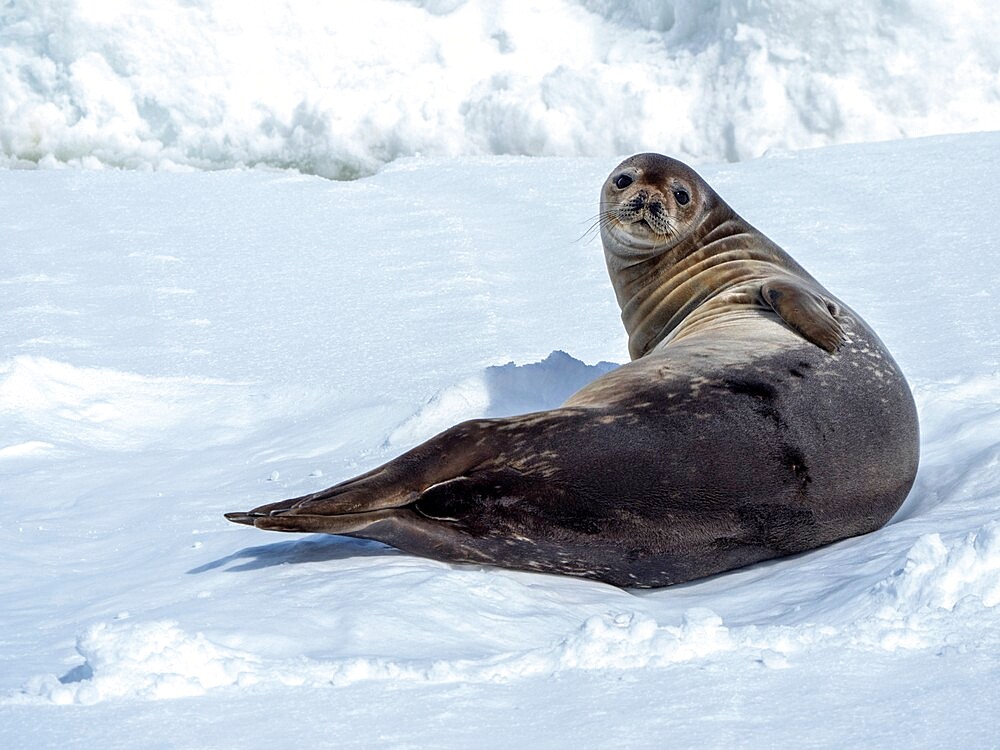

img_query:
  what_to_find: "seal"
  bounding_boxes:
[226,153,920,588]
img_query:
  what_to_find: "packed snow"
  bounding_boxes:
[3,0,1000,177]
[1,130,999,747]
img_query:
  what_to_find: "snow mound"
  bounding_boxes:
[846,523,1000,651]
[874,524,1000,613]
[0,355,317,451]
[23,621,263,705]
[552,609,734,670]
[3,1,998,176]
[17,609,735,705]
[0,440,55,458]
[388,351,616,446]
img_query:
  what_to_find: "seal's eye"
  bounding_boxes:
[614,174,633,190]
[673,189,690,205]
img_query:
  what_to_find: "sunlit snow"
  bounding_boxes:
[2,132,999,747]
[2,1,1000,747]
[3,0,1000,175]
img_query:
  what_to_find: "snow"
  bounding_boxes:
[3,1,1000,177]
[3,3,1000,741]
[2,130,999,747]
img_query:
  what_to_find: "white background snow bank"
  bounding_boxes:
[3,0,1000,176]
[2,133,999,747]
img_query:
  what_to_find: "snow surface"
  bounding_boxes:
[3,0,1000,177]
[1,131,999,747]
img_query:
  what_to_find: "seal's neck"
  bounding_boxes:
[604,207,799,360]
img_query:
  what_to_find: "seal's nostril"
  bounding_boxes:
[628,191,648,212]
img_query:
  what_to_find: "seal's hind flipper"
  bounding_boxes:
[224,512,257,526]
[252,508,400,534]
[224,418,503,528]
[252,506,501,569]
[761,277,844,353]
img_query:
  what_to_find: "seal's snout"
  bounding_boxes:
[624,191,648,214]
[629,190,669,220]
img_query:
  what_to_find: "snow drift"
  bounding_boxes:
[3,0,1000,176]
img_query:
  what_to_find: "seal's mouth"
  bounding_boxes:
[601,198,676,255]
[614,192,672,235]
[604,218,672,256]
[625,215,668,239]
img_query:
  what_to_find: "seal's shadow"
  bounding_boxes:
[189,536,397,574]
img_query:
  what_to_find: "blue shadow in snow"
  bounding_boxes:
[188,536,397,574]
[480,350,619,416]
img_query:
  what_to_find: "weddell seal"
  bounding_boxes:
[226,153,920,588]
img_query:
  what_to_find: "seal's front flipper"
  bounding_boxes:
[760,278,844,353]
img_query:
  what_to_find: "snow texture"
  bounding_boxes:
[3,0,1000,177]
[16,521,1000,707]
[2,131,999,747]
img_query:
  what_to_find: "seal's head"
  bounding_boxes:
[600,153,721,261]
[599,153,768,359]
